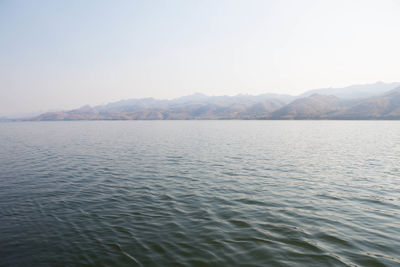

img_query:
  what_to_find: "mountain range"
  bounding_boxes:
[25,82,400,120]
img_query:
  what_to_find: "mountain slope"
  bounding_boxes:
[334,87,400,119]
[265,87,400,120]
[267,94,343,119]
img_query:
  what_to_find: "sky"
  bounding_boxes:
[1,0,399,116]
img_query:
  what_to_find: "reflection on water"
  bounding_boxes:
[0,121,399,266]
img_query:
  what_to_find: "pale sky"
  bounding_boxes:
[1,0,399,116]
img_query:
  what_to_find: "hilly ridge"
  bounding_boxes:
[27,82,400,120]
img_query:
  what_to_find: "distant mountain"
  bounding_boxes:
[1,110,60,120]
[30,95,289,121]
[173,93,209,103]
[25,82,400,121]
[299,81,400,99]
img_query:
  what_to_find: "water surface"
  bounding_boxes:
[0,121,399,266]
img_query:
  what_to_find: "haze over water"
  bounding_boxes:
[1,121,399,266]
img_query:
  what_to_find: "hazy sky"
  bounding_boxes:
[1,0,399,115]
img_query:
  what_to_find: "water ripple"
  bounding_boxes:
[1,121,400,266]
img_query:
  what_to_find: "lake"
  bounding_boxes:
[0,121,399,266]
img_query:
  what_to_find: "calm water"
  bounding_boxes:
[0,121,400,266]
